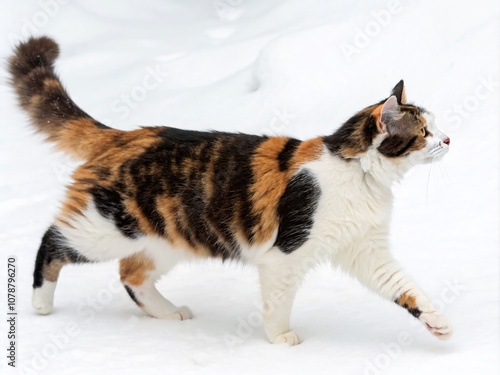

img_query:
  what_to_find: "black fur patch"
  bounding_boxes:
[122,127,267,259]
[33,226,89,288]
[277,138,301,171]
[393,297,422,318]
[9,36,59,77]
[322,115,361,157]
[391,80,405,104]
[274,170,321,254]
[378,135,417,158]
[322,111,373,159]
[90,186,141,239]
[362,116,379,146]
[407,307,422,318]
[124,285,142,306]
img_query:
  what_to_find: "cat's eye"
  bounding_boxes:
[419,128,427,137]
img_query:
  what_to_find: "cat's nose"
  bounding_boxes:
[443,137,450,145]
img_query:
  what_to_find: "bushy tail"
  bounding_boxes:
[8,36,122,160]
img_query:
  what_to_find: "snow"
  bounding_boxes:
[0,0,499,374]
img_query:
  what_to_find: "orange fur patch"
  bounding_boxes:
[249,137,324,244]
[371,104,383,119]
[397,292,418,309]
[55,118,122,160]
[123,199,156,236]
[371,104,385,133]
[155,195,208,256]
[289,137,323,172]
[59,188,89,221]
[43,260,65,282]
[56,126,165,224]
[400,87,407,104]
[119,252,155,286]
[250,137,290,243]
[43,78,61,89]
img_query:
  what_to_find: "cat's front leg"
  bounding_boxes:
[336,237,452,340]
[257,260,303,346]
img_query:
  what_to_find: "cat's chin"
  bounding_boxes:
[422,152,448,164]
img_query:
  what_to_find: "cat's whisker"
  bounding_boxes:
[426,161,433,203]
[436,160,451,186]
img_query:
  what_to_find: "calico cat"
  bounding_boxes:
[9,36,452,345]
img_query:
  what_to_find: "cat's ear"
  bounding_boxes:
[373,95,401,133]
[391,80,406,104]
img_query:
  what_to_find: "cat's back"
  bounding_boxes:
[62,127,326,259]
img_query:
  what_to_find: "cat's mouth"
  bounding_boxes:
[426,142,448,161]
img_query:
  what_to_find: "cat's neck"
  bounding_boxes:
[358,147,410,189]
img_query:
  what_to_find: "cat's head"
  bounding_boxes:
[326,80,450,170]
[373,80,449,165]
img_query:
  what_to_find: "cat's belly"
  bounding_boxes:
[56,200,198,264]
[57,197,277,266]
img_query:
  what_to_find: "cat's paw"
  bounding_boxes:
[175,306,193,320]
[32,283,56,315]
[419,312,452,340]
[165,306,192,321]
[272,330,301,346]
[32,294,53,315]
[157,306,192,321]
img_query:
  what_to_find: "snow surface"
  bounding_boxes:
[0,1,499,374]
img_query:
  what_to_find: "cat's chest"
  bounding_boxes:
[305,155,392,246]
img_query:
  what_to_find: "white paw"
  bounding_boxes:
[272,330,301,346]
[419,312,452,340]
[32,298,53,315]
[159,306,192,321]
[175,306,192,321]
[32,283,56,315]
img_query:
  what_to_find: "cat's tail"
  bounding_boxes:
[8,36,122,160]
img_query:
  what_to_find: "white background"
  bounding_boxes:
[0,1,498,374]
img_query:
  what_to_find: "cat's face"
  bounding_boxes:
[374,81,450,165]
[414,111,450,163]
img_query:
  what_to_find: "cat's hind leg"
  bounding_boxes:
[32,197,149,315]
[119,250,192,320]
[32,225,90,314]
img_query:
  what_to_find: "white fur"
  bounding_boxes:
[57,201,196,265]
[418,112,450,163]
[55,202,199,319]
[57,201,143,262]
[32,281,56,315]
